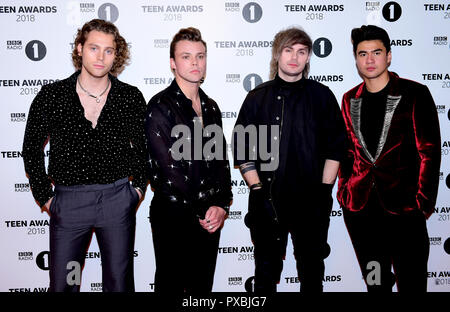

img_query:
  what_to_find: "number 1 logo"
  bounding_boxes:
[382,2,402,22]
[313,38,332,58]
[242,2,263,23]
[98,3,119,23]
[25,40,47,61]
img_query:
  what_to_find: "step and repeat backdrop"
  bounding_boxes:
[0,0,449,292]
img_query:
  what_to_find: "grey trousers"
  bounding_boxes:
[48,177,139,292]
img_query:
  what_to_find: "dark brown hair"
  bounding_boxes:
[170,27,206,59]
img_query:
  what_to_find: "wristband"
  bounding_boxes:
[249,182,263,190]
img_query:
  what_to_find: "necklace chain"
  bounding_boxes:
[77,77,110,103]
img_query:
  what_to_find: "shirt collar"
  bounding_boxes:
[168,78,209,108]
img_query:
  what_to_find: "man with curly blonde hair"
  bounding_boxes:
[22,19,147,292]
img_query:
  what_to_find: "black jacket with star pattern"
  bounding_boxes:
[145,80,233,215]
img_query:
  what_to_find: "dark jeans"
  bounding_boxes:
[49,177,138,292]
[343,194,429,292]
[246,189,332,293]
[150,194,221,293]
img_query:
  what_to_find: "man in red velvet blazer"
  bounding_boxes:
[338,25,441,292]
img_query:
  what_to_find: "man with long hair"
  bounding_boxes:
[233,27,346,292]
[22,19,147,292]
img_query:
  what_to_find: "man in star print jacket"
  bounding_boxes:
[145,27,232,293]
[22,19,147,292]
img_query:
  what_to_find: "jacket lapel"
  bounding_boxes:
[350,95,401,163]
[373,95,402,160]
[350,98,374,163]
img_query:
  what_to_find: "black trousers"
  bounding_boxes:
[246,193,332,293]
[343,194,429,292]
[49,177,138,292]
[150,195,221,293]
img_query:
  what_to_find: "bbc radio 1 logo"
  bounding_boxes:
[6,40,22,50]
[225,2,240,12]
[228,276,243,286]
[79,3,95,13]
[15,183,30,192]
[429,237,450,255]
[225,72,265,91]
[382,2,402,22]
[25,40,46,61]
[98,3,119,22]
[434,36,448,46]
[80,2,119,22]
[10,113,27,122]
[67,2,118,25]
[154,39,169,48]
[36,251,50,270]
[243,73,263,92]
[313,38,332,58]
[18,251,33,261]
[242,2,262,23]
[366,1,401,24]
[436,105,446,114]
[4,39,47,61]
[228,211,242,220]
[91,282,102,292]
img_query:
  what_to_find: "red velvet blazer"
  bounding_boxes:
[337,72,441,218]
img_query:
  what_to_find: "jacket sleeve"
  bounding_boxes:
[232,92,258,168]
[127,87,148,194]
[337,94,356,206]
[211,102,233,212]
[321,88,348,163]
[22,85,55,207]
[412,85,441,218]
[144,97,192,204]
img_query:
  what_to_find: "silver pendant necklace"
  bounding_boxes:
[77,77,110,103]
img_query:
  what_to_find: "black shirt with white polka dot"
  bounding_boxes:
[22,71,148,207]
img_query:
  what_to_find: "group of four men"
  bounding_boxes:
[22,19,441,292]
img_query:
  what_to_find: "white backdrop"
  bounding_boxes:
[0,0,449,292]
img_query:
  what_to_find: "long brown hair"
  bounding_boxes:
[270,27,312,79]
[72,19,129,76]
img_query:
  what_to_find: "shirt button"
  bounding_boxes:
[267,177,271,181]
[274,136,278,140]
[276,116,280,120]
[277,96,281,100]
